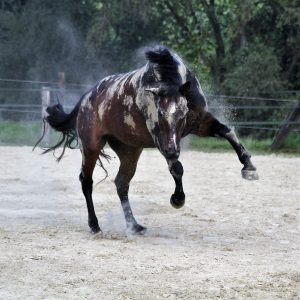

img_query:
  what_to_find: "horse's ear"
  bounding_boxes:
[179,81,191,96]
[145,87,160,95]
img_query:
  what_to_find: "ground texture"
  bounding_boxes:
[0,146,299,299]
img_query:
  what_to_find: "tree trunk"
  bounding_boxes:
[201,0,226,85]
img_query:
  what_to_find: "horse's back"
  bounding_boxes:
[77,69,154,148]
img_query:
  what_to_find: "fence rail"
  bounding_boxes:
[1,78,299,137]
[0,77,93,87]
[207,94,298,102]
[1,103,299,109]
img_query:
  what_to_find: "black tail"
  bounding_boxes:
[34,98,82,161]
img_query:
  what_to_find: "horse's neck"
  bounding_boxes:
[130,64,149,88]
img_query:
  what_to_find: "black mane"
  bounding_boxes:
[145,46,181,86]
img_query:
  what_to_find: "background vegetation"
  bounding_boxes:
[1,0,299,90]
[0,0,299,151]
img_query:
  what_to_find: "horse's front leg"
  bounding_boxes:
[190,112,258,180]
[167,159,185,209]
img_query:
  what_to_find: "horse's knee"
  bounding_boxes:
[169,160,183,178]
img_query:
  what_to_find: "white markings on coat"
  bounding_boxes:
[123,95,134,111]
[77,136,86,166]
[172,133,177,151]
[164,98,188,126]
[130,65,147,88]
[81,91,93,110]
[115,73,132,97]
[166,101,176,126]
[106,80,119,99]
[178,97,189,116]
[96,67,147,126]
[136,89,158,142]
[98,100,111,122]
[124,113,136,130]
[96,75,114,93]
[104,69,138,99]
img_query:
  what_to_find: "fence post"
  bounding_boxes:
[271,100,300,149]
[58,72,65,106]
[41,86,51,145]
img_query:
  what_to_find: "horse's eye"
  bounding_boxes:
[55,105,60,111]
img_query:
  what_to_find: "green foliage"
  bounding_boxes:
[85,0,163,72]
[0,120,64,146]
[0,0,298,91]
[0,0,299,143]
[150,0,299,94]
[0,121,41,145]
[0,0,99,82]
[223,42,284,96]
[1,121,298,155]
[189,134,300,155]
[148,0,299,140]
[150,0,218,89]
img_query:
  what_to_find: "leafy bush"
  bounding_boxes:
[223,41,284,96]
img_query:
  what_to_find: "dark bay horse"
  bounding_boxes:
[37,46,258,234]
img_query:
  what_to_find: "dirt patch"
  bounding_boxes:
[0,146,299,299]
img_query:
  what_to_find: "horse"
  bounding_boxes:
[36,46,258,234]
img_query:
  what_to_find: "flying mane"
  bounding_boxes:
[144,46,183,86]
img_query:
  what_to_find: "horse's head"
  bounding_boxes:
[145,82,190,160]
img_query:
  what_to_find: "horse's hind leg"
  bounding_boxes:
[191,112,258,180]
[107,138,145,234]
[79,143,102,234]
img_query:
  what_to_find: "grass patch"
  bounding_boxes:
[0,121,41,146]
[0,121,299,155]
[189,132,300,155]
[0,121,59,146]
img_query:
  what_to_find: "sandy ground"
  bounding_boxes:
[0,146,299,299]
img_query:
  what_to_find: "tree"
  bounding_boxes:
[85,0,163,73]
[150,0,228,88]
[0,0,99,82]
[150,0,299,94]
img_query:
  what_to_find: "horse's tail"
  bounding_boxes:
[34,95,83,161]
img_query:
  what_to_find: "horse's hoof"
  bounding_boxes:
[170,192,185,209]
[127,223,147,235]
[90,226,102,234]
[241,169,259,180]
